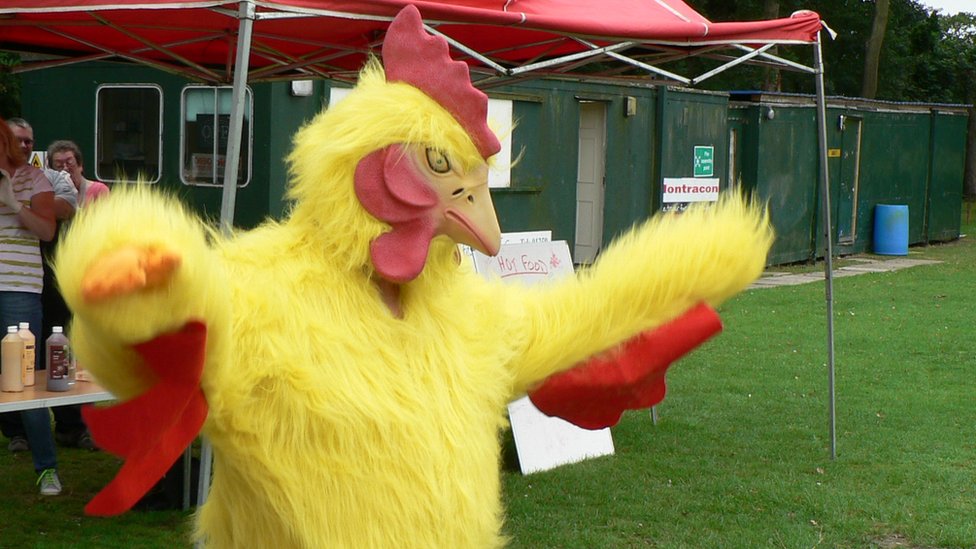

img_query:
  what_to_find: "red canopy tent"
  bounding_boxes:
[0,1,828,225]
[0,0,840,468]
[2,1,822,85]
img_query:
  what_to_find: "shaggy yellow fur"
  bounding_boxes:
[55,61,772,548]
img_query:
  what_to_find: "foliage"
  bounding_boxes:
[685,0,975,104]
[0,53,22,119]
[935,12,976,103]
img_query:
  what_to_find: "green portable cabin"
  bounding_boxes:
[730,92,968,263]
[489,78,660,264]
[23,64,965,268]
[22,67,732,266]
[727,95,820,265]
[654,88,730,214]
[484,81,731,265]
[21,62,324,229]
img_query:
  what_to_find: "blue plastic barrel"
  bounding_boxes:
[873,204,909,255]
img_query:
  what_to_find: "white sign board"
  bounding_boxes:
[662,177,720,204]
[471,239,615,474]
[460,230,552,274]
[472,240,573,285]
[501,230,551,245]
[507,395,615,475]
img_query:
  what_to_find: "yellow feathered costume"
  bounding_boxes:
[55,6,772,548]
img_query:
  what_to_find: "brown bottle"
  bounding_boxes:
[1,326,24,392]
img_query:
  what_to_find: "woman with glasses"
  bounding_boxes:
[47,140,109,207]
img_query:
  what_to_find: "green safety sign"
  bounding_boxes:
[693,146,714,177]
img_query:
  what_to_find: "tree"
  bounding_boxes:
[937,13,976,202]
[862,0,891,98]
[689,0,975,202]
[690,0,942,98]
[761,0,782,91]
[0,53,21,119]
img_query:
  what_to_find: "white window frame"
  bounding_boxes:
[179,85,253,188]
[94,83,164,184]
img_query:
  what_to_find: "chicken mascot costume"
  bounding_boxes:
[55,5,773,548]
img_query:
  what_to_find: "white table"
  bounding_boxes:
[0,380,113,412]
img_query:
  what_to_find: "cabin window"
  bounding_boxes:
[180,86,252,187]
[95,84,163,183]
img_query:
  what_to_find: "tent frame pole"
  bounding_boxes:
[197,2,256,537]
[813,32,837,460]
[219,0,255,234]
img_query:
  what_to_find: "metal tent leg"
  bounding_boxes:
[193,438,214,549]
[182,445,192,510]
[194,4,253,546]
[198,437,213,506]
[219,0,255,233]
[813,33,837,460]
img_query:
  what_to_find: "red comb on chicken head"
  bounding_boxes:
[354,5,502,284]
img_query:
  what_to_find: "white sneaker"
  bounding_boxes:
[37,469,62,496]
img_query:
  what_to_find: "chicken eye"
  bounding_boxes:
[425,148,451,174]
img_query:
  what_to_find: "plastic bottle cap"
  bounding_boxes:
[52,326,63,333]
[7,326,17,333]
[18,322,28,329]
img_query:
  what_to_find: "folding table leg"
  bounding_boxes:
[182,444,192,510]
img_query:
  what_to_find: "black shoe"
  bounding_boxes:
[8,436,29,452]
[77,431,97,451]
[56,429,98,450]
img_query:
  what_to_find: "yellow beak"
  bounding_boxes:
[441,177,501,256]
[410,146,501,256]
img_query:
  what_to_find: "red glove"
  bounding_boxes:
[529,303,722,430]
[83,321,208,516]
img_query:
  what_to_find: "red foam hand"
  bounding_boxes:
[529,303,722,430]
[83,321,208,516]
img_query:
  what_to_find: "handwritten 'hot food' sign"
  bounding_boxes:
[473,240,573,285]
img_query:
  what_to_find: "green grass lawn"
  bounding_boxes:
[2,217,974,548]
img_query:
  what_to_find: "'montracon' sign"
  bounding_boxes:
[662,177,720,203]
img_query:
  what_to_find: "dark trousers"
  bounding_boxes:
[0,405,87,439]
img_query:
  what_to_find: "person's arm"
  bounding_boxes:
[17,191,57,242]
[0,169,57,242]
[0,170,57,242]
[47,168,77,220]
[54,197,75,220]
